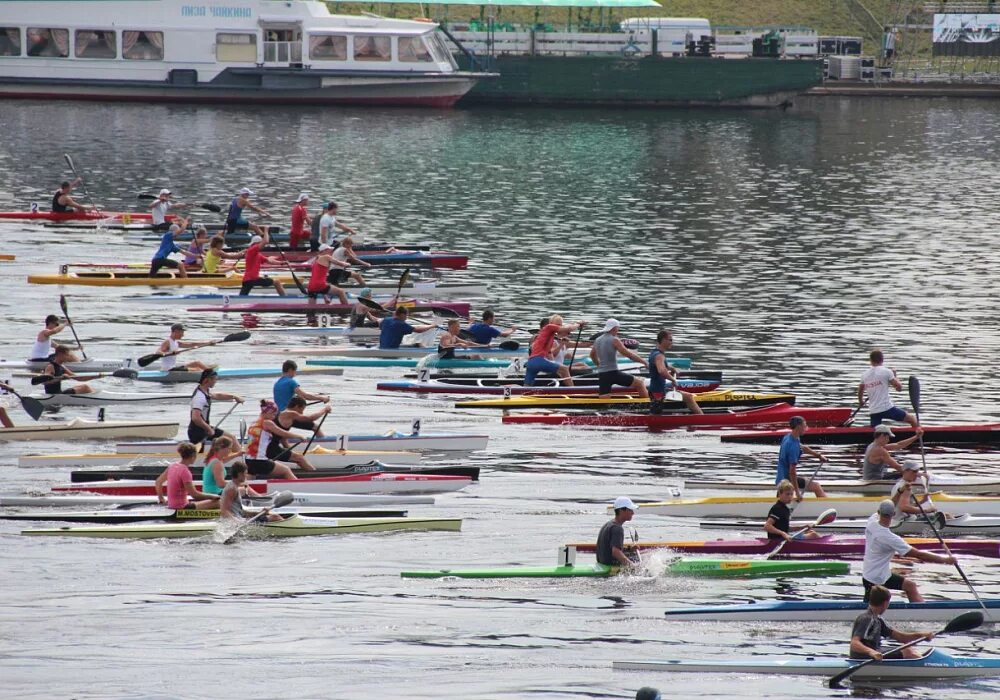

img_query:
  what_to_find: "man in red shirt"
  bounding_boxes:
[238,232,286,297]
[289,193,312,249]
[524,314,585,386]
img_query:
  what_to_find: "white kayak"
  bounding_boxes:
[115,431,489,454]
[0,492,435,507]
[0,419,177,441]
[700,512,1000,536]
[18,447,421,468]
[132,365,344,383]
[127,282,487,304]
[260,346,525,359]
[663,598,1000,622]
[685,476,1000,496]
[30,390,191,408]
[0,358,127,372]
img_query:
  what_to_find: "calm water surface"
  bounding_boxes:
[1,97,999,699]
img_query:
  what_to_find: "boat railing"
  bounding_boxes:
[263,40,302,64]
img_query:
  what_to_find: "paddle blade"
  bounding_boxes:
[358,297,388,313]
[29,375,51,386]
[19,395,44,421]
[944,610,984,634]
[222,331,251,343]
[112,368,138,379]
[271,491,295,509]
[908,375,921,414]
[814,508,838,527]
[136,353,162,368]
[397,267,411,290]
[498,340,520,351]
[64,153,76,173]
[199,202,222,213]
[432,307,460,319]
[457,329,476,341]
[59,294,69,316]
[136,193,157,201]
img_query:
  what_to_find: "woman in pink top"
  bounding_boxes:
[154,441,220,510]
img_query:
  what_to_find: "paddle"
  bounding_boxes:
[136,331,251,368]
[358,296,460,320]
[392,267,411,305]
[766,508,837,559]
[559,322,586,383]
[272,409,330,461]
[59,295,87,360]
[63,154,100,214]
[222,490,294,544]
[136,194,222,213]
[2,385,44,421]
[843,397,868,426]
[827,610,984,688]
[273,244,308,295]
[30,368,137,385]
[212,401,240,431]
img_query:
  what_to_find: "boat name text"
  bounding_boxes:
[181,5,253,18]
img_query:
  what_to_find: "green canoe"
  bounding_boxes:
[401,559,849,580]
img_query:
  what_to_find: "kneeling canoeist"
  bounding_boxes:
[202,436,253,498]
[245,400,311,477]
[289,193,312,250]
[590,319,648,399]
[467,309,517,346]
[863,424,925,481]
[154,441,220,510]
[438,319,486,360]
[859,349,919,429]
[226,188,269,237]
[29,314,68,362]
[220,461,283,522]
[331,237,371,285]
[157,323,211,373]
[41,345,95,396]
[148,188,190,233]
[596,496,638,568]
[202,236,244,274]
[51,178,94,213]
[648,329,702,414]
[379,307,435,350]
[149,216,195,277]
[776,416,828,499]
[863,499,955,603]
[764,480,819,542]
[850,584,935,660]
[238,232,286,297]
[524,315,585,386]
[306,243,350,304]
[273,360,330,412]
[187,368,243,447]
[278,396,331,434]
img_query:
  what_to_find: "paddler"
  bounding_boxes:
[331,236,371,284]
[187,368,243,447]
[219,461,283,522]
[862,424,925,481]
[278,396,330,434]
[29,314,68,361]
[180,227,209,270]
[590,319,648,398]
[156,323,212,373]
[225,187,269,236]
[306,243,350,304]
[862,499,955,602]
[153,441,220,510]
[859,349,918,428]
[245,399,314,476]
[40,345,95,396]
[776,416,828,499]
[850,585,935,660]
[764,480,819,542]
[648,329,702,414]
[317,201,358,248]
[0,381,15,427]
[379,307,435,350]
[596,496,638,568]
[238,232,286,297]
[467,309,518,345]
[524,315,585,386]
[349,288,381,329]
[202,435,251,498]
[201,235,244,274]
[51,178,93,213]
[289,193,312,250]
[891,461,949,520]
[273,360,330,412]
[438,318,486,360]
[148,188,190,232]
[149,215,195,277]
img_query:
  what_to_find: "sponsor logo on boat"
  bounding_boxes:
[719,561,753,569]
[181,5,253,18]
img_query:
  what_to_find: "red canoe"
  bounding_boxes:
[501,403,853,430]
[187,300,471,317]
[0,210,159,222]
[722,423,1000,446]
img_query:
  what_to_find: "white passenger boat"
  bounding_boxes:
[0,0,489,107]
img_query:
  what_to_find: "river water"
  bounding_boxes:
[1,96,999,699]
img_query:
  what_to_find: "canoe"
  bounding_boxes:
[30,390,191,408]
[722,423,1000,446]
[305,358,649,370]
[0,492,435,508]
[567,535,1000,559]
[0,419,177,441]
[613,649,1000,681]
[188,300,471,317]
[52,473,472,496]
[453,390,790,409]
[685,475,1000,496]
[502,404,853,430]
[27,271,312,288]
[19,447,420,468]
[128,281,489,304]
[625,492,1000,519]
[0,507,409,524]
[69,463,480,482]
[663,598,1000,622]
[0,358,126,373]
[133,366,344,383]
[379,379,723,397]
[700,513,1000,536]
[0,210,156,221]
[405,369,721,386]
[268,345,529,360]
[401,559,849,579]
[116,431,489,453]
[59,222,281,234]
[21,514,463,539]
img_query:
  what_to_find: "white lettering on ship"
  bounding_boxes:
[181,5,253,18]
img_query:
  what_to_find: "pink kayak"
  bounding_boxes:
[187,300,471,317]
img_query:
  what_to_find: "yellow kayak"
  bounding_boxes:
[454,390,796,411]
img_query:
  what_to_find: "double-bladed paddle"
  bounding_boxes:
[222,490,294,544]
[29,368,137,385]
[357,296,461,319]
[1,384,44,421]
[827,611,984,688]
[766,508,837,560]
[136,193,222,213]
[136,331,251,368]
[393,267,411,303]
[59,295,88,360]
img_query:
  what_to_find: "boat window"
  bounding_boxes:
[0,28,21,56]
[309,34,346,61]
[398,36,434,62]
[353,35,390,62]
[123,31,164,60]
[427,32,456,67]
[216,32,257,62]
[26,28,69,58]
[75,30,117,59]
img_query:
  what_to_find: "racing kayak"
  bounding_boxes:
[69,463,479,482]
[403,369,721,386]
[52,473,473,496]
[0,358,126,373]
[700,512,1000,536]
[268,345,528,360]
[567,535,1000,559]
[0,492,435,508]
[685,476,1000,496]
[0,507,409,524]
[454,390,788,409]
[133,366,344,383]
[380,379,723,397]
[128,281,489,304]
[29,390,191,408]
[116,430,489,453]
[28,271,299,288]
[19,447,420,468]
[21,514,463,539]
[188,300,471,317]
[663,598,1000,622]
[502,404,853,430]
[722,423,1000,446]
[0,419,177,441]
[306,358,649,370]
[0,210,157,221]
[624,492,1000,519]
[613,649,1000,681]
[401,559,849,579]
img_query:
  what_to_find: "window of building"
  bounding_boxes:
[398,36,434,62]
[123,31,164,60]
[0,27,21,56]
[353,35,390,61]
[75,29,117,58]
[216,32,257,62]
[26,28,69,57]
[309,34,347,60]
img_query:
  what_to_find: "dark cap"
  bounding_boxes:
[636,689,662,700]
[170,323,185,332]
[788,415,805,429]
[199,368,218,382]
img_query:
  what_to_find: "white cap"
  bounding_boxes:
[318,243,333,252]
[613,496,637,511]
[296,193,309,202]
[877,499,896,517]
[874,424,895,437]
[602,318,621,333]
[902,460,921,472]
[158,188,171,196]
[250,235,263,245]
[239,187,254,196]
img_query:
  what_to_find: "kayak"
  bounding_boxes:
[52,473,473,496]
[0,492,435,508]
[188,300,471,317]
[69,463,480,482]
[0,358,126,373]
[0,419,177,441]
[663,598,1000,622]
[722,423,1000,446]
[613,648,1000,681]
[116,430,489,453]
[405,369,721,386]
[379,379,724,397]
[624,492,1000,519]
[128,281,489,304]
[267,345,527,360]
[30,390,191,408]
[685,476,1000,496]
[19,447,420,468]
[0,507,409,524]
[22,514,463,539]
[453,390,790,409]
[0,210,156,221]
[700,513,1000,536]
[133,366,344,383]
[27,271,303,288]
[306,358,536,369]
[401,559,849,579]
[567,535,1000,559]
[502,404,853,430]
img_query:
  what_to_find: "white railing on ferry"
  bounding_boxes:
[264,41,302,63]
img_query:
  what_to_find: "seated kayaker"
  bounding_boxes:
[596,496,638,568]
[0,381,14,427]
[277,396,331,433]
[775,416,828,500]
[863,499,955,603]
[349,288,382,329]
[524,315,585,386]
[30,314,67,362]
[154,441,220,510]
[467,309,517,345]
[52,178,94,213]
[891,461,952,521]
[157,323,211,373]
[379,307,435,350]
[201,236,243,274]
[862,424,925,481]
[273,360,329,411]
[40,345,95,396]
[220,462,283,522]
[590,319,649,399]
[245,400,310,477]
[438,319,486,360]
[850,584,935,660]
[765,480,820,542]
[201,436,256,498]
[648,329,702,415]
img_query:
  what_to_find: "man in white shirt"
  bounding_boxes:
[318,201,357,247]
[858,349,918,428]
[149,188,189,232]
[862,499,955,602]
